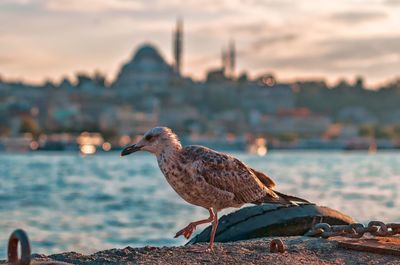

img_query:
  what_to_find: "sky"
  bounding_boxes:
[0,0,400,86]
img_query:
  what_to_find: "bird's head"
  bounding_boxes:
[121,127,181,156]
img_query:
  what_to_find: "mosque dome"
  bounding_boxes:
[132,44,166,64]
[113,43,176,93]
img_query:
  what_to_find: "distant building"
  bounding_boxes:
[100,106,158,135]
[173,18,183,75]
[4,18,400,148]
[240,82,295,114]
[337,106,378,125]
[255,108,331,136]
[158,105,201,131]
[206,68,229,83]
[228,40,236,78]
[113,44,178,95]
[58,77,74,91]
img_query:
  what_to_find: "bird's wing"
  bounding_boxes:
[249,168,276,188]
[182,146,278,204]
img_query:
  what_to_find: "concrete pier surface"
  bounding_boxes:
[2,236,398,265]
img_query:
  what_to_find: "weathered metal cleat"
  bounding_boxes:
[6,229,72,265]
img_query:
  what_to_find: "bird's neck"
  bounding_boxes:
[156,142,182,161]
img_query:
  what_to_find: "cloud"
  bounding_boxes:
[241,0,298,8]
[43,0,144,13]
[250,33,298,52]
[329,11,387,24]
[0,0,32,5]
[384,0,400,6]
[40,0,244,16]
[229,22,269,34]
[321,35,400,61]
[0,0,399,84]
[261,35,400,75]
[0,55,14,65]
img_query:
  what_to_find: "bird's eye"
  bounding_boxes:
[145,135,153,141]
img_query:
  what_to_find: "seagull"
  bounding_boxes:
[121,127,309,251]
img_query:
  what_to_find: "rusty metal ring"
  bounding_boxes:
[368,221,388,236]
[304,227,323,237]
[314,223,332,232]
[331,225,352,233]
[386,223,400,236]
[270,239,285,253]
[348,223,365,238]
[387,223,400,229]
[8,229,31,265]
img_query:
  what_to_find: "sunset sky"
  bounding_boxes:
[0,0,399,86]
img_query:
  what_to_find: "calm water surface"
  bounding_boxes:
[0,151,399,258]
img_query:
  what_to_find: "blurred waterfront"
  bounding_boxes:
[0,150,399,258]
[1,18,400,153]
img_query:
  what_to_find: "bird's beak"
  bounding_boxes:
[121,144,142,156]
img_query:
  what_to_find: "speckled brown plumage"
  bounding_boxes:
[121,127,309,251]
[157,145,285,211]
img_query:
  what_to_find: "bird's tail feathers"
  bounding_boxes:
[255,190,310,205]
[273,190,310,204]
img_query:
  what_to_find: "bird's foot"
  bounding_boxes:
[187,244,214,253]
[205,245,214,252]
[174,223,196,239]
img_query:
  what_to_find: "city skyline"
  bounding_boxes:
[1,0,400,86]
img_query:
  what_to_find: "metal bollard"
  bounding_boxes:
[8,229,31,265]
[7,229,72,265]
[270,239,285,253]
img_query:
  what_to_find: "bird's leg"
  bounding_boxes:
[207,209,218,251]
[175,208,215,239]
[189,209,219,253]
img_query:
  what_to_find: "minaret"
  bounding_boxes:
[221,47,228,75]
[229,40,236,78]
[173,18,183,75]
